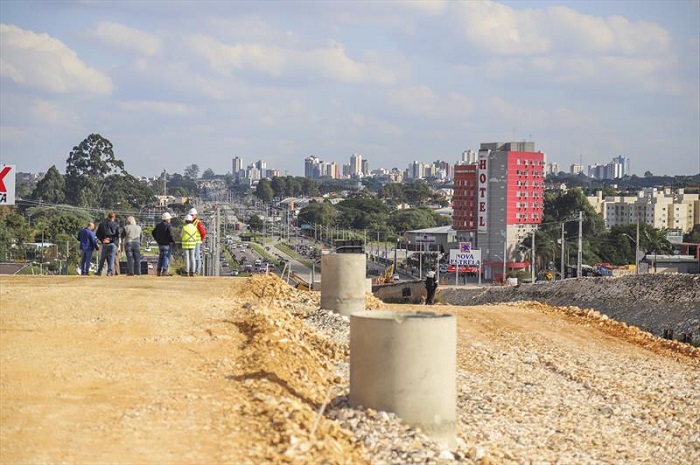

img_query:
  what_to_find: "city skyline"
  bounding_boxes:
[1,1,699,178]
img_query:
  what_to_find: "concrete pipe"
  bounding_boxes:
[349,310,456,447]
[320,253,367,316]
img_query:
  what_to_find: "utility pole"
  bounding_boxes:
[502,240,507,283]
[560,222,565,280]
[635,216,640,275]
[577,211,583,278]
[531,228,536,283]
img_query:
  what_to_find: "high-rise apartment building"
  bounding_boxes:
[350,153,362,177]
[453,142,545,278]
[232,156,244,179]
[452,163,478,234]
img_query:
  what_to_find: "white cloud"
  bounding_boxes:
[185,34,395,84]
[118,100,193,116]
[94,21,162,56]
[454,2,671,57]
[0,24,112,94]
[386,86,472,119]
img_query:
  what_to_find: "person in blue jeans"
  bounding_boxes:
[95,212,120,276]
[152,212,175,276]
[77,222,99,275]
[122,216,143,275]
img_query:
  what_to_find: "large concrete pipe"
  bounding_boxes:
[320,253,367,316]
[349,310,456,447]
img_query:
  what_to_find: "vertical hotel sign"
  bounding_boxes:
[0,165,16,206]
[477,152,488,233]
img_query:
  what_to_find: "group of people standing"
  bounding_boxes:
[76,207,205,277]
[149,208,207,277]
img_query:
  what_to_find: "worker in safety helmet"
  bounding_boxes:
[425,270,438,305]
[188,208,207,275]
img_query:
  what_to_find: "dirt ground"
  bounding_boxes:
[1,275,697,465]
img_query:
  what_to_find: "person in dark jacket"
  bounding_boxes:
[77,222,99,275]
[95,212,120,276]
[152,212,176,276]
[425,270,438,305]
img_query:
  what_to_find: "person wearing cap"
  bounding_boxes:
[188,208,207,275]
[425,269,438,305]
[181,214,198,277]
[152,212,176,276]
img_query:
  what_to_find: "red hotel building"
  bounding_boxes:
[452,142,545,280]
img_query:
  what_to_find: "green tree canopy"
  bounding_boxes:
[247,214,263,232]
[297,200,337,227]
[65,134,125,207]
[31,165,65,204]
[336,193,390,230]
[254,179,274,202]
[184,164,200,179]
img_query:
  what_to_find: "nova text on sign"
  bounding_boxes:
[449,249,482,267]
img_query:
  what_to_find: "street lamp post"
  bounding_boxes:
[622,232,640,274]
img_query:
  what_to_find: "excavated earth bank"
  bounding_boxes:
[439,274,700,341]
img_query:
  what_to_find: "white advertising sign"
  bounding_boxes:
[477,152,488,233]
[0,165,16,206]
[449,248,482,267]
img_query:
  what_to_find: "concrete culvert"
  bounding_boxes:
[320,253,367,316]
[349,310,456,448]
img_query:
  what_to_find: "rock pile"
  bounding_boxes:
[439,274,700,341]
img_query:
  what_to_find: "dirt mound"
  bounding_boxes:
[439,274,700,341]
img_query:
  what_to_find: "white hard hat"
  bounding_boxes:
[188,208,198,216]
[162,212,172,220]
[185,214,193,222]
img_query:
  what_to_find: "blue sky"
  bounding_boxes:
[1,0,698,178]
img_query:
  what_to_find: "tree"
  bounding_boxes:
[644,171,654,177]
[99,174,154,210]
[65,134,125,207]
[202,169,216,180]
[336,193,390,230]
[184,164,200,180]
[0,207,33,261]
[31,165,65,204]
[247,214,263,232]
[270,177,287,200]
[166,173,198,197]
[254,179,274,202]
[297,200,337,227]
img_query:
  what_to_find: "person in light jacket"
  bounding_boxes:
[122,216,143,276]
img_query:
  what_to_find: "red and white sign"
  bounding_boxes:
[477,152,488,233]
[0,165,15,206]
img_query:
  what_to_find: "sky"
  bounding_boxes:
[1,0,699,179]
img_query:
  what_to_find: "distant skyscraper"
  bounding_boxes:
[304,156,321,178]
[460,150,478,164]
[570,164,583,175]
[233,156,244,178]
[361,159,369,176]
[350,153,362,177]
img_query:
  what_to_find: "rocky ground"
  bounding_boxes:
[1,274,698,464]
[439,274,700,342]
